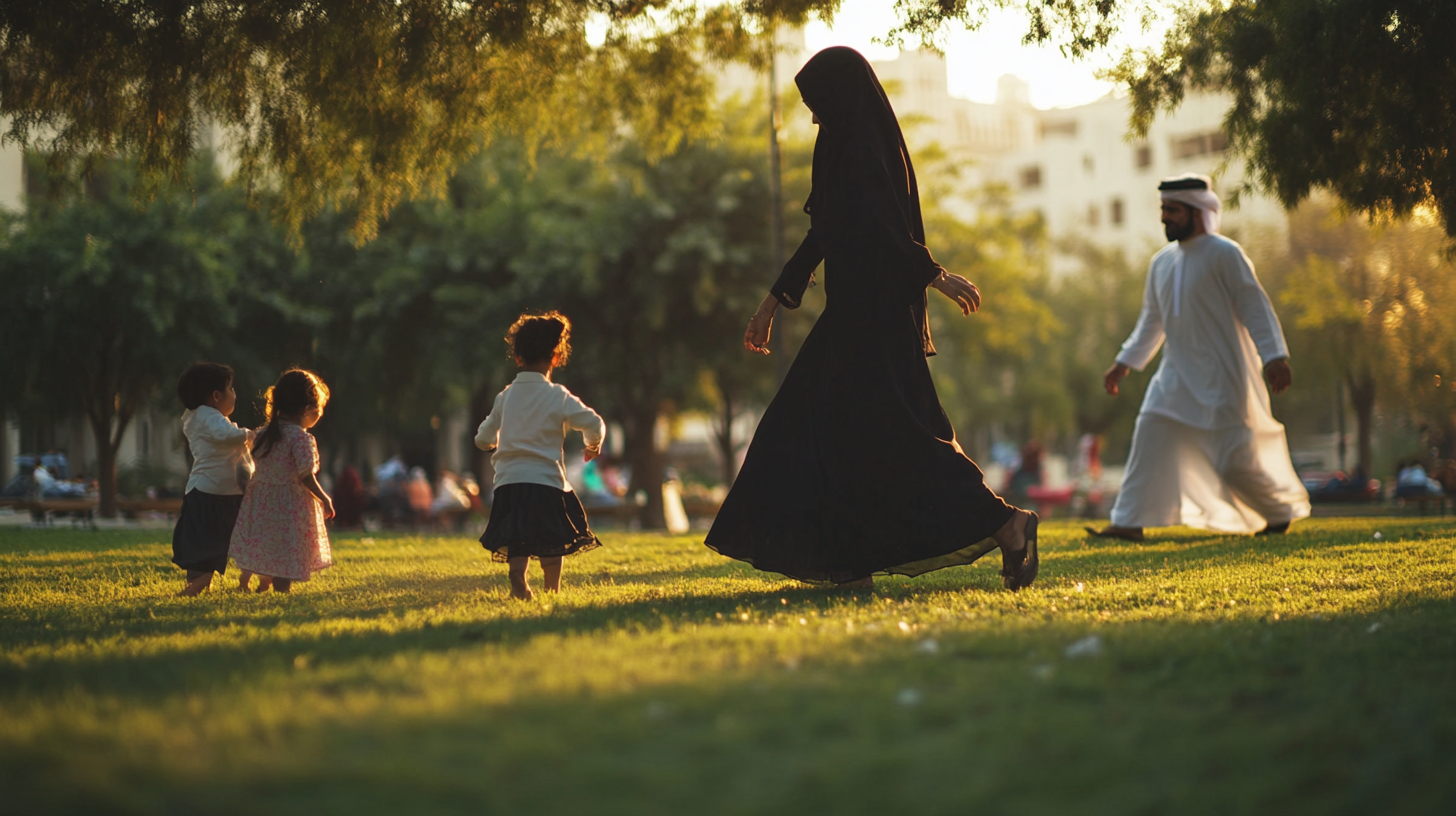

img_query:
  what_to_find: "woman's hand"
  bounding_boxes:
[930,270,982,316]
[584,445,602,463]
[744,295,778,355]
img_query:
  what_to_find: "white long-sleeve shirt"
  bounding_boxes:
[1116,234,1290,431]
[474,372,606,491]
[182,406,255,495]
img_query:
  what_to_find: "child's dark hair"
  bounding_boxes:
[253,369,331,460]
[506,311,572,366]
[177,363,234,410]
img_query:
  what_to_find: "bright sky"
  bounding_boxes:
[804,0,1168,109]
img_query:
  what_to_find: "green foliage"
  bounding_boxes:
[0,0,826,242]
[1273,201,1456,466]
[0,157,299,514]
[3,518,1456,812]
[1109,0,1456,235]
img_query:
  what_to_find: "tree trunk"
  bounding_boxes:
[470,381,495,490]
[1347,369,1376,479]
[86,404,131,519]
[714,384,737,489]
[623,404,665,529]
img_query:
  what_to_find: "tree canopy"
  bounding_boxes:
[0,0,1132,241]
[1105,0,1456,235]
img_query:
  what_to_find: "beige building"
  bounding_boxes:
[866,49,1288,269]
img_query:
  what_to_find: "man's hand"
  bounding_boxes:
[584,445,601,463]
[930,271,982,316]
[1264,358,1293,395]
[1104,363,1130,396]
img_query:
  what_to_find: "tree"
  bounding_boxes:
[0,158,274,516]
[1107,0,1456,236]
[0,0,832,242]
[503,105,784,527]
[1276,201,1456,474]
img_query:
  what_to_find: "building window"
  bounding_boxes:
[1082,154,1095,174]
[1110,198,1125,226]
[1172,131,1228,160]
[1087,204,1101,227]
[1019,165,1043,189]
[1039,119,1078,139]
[1135,145,1152,168]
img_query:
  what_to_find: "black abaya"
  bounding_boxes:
[704,47,1015,583]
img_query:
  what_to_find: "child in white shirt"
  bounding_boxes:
[172,363,254,597]
[476,312,606,600]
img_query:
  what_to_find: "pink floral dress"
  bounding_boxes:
[230,423,333,581]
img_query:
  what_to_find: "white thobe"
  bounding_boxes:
[1110,234,1311,533]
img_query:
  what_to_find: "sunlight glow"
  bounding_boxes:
[804,0,1170,109]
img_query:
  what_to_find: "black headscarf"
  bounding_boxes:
[795,46,926,247]
[792,47,941,356]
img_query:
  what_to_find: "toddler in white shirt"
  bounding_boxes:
[172,363,254,597]
[476,312,606,600]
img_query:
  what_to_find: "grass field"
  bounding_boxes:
[3,517,1456,815]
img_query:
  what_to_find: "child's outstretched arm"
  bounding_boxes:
[202,411,254,448]
[564,394,606,463]
[474,392,505,451]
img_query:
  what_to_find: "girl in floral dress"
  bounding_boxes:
[231,370,335,593]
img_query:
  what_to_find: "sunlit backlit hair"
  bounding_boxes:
[506,311,572,367]
[253,369,331,459]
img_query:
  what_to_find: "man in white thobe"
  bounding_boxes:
[1089,174,1311,540]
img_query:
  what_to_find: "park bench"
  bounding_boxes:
[0,497,99,528]
[1397,494,1449,518]
[116,498,185,517]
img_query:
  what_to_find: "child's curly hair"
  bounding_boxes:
[506,312,572,367]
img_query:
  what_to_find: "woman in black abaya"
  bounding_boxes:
[703,47,1039,590]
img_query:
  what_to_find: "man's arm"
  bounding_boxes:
[1106,258,1166,395]
[1224,245,1293,394]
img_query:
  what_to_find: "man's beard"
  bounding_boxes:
[1164,217,1196,241]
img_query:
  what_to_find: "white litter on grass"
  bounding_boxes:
[1374,531,1383,540]
[896,688,923,706]
[916,639,940,654]
[1065,635,1104,659]
[1075,582,1085,593]
[1367,622,1383,634]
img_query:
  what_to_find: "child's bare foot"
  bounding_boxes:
[176,574,212,597]
[541,556,563,593]
[509,576,534,601]
[237,570,254,592]
[255,576,273,593]
[507,556,534,600]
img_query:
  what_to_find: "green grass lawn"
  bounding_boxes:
[3,517,1455,815]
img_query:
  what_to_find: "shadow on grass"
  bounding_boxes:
[5,594,1456,816]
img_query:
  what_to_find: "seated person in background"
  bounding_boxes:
[332,466,367,529]
[1395,460,1446,498]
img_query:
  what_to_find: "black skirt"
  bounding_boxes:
[171,489,244,574]
[480,483,602,562]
